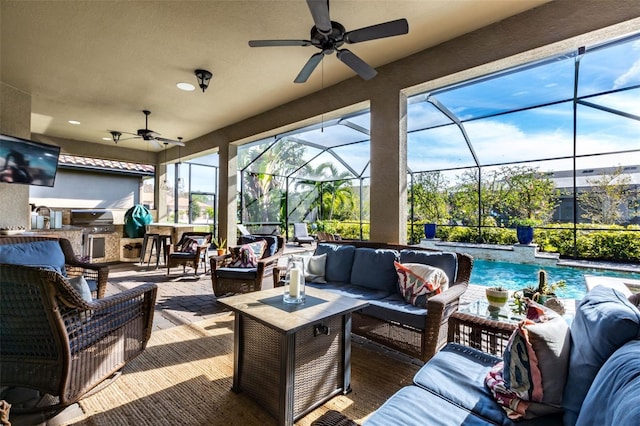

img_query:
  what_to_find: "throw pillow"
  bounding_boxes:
[394,262,449,307]
[302,253,327,283]
[485,302,571,420]
[246,239,267,260]
[68,275,92,303]
[228,243,258,268]
[179,237,199,254]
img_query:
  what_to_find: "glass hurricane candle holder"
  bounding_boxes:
[283,255,305,304]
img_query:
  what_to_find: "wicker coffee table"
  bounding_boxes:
[218,286,368,426]
[447,299,522,356]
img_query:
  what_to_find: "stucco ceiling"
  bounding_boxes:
[1,0,548,152]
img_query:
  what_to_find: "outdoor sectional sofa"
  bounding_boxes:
[275,240,473,362]
[363,285,640,426]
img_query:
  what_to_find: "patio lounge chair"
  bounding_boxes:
[292,223,314,245]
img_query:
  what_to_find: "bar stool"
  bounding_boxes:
[147,234,172,269]
[139,232,159,265]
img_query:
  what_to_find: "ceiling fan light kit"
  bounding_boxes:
[195,69,213,92]
[248,0,409,83]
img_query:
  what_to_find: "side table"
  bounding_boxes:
[447,300,522,356]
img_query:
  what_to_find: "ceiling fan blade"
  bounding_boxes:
[344,18,409,44]
[306,0,331,34]
[156,137,185,146]
[294,52,324,83]
[118,136,141,142]
[249,39,311,47]
[336,49,377,80]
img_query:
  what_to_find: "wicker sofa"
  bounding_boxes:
[274,240,473,362]
[364,286,640,426]
[0,236,157,411]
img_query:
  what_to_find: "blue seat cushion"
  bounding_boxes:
[314,243,356,283]
[562,286,640,426]
[575,339,640,426]
[215,267,258,279]
[412,343,563,426]
[349,248,399,292]
[363,294,428,330]
[399,250,458,283]
[0,240,66,276]
[363,385,495,426]
[306,281,389,300]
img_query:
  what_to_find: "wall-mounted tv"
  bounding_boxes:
[0,134,61,187]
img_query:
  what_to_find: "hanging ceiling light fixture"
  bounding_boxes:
[194,69,213,92]
[110,131,121,144]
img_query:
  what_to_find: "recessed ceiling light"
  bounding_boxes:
[68,120,81,125]
[176,82,195,91]
[101,137,111,141]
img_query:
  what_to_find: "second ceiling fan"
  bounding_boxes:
[248,0,409,83]
[109,110,185,148]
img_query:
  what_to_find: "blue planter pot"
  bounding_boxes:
[424,223,437,239]
[516,225,534,245]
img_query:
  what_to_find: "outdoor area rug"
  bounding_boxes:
[63,313,420,425]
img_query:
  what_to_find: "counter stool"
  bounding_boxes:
[139,232,159,265]
[147,234,172,269]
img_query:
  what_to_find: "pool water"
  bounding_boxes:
[469,259,640,300]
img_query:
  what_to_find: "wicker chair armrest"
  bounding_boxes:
[88,283,158,311]
[211,254,233,272]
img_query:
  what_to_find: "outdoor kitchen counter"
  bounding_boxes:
[147,223,196,246]
[26,226,83,254]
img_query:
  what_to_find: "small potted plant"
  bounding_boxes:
[486,285,509,312]
[213,237,227,256]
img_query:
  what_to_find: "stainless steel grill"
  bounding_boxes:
[70,209,115,234]
[70,210,115,261]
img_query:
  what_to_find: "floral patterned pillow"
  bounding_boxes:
[394,261,449,307]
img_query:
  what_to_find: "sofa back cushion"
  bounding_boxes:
[0,240,66,275]
[315,243,356,283]
[399,250,458,283]
[575,338,640,426]
[350,248,399,292]
[562,286,640,426]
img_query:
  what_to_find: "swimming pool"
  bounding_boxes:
[469,259,640,300]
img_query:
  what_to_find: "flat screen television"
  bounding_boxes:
[0,134,61,187]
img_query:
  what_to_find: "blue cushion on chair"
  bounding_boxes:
[562,286,640,426]
[575,339,640,426]
[0,240,66,275]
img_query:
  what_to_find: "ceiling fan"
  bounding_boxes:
[248,0,409,83]
[108,110,185,148]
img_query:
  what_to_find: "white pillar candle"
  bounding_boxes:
[289,267,300,298]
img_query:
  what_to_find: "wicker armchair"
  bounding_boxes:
[211,235,285,297]
[0,263,157,412]
[166,231,212,275]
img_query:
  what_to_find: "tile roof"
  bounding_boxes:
[59,154,154,175]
